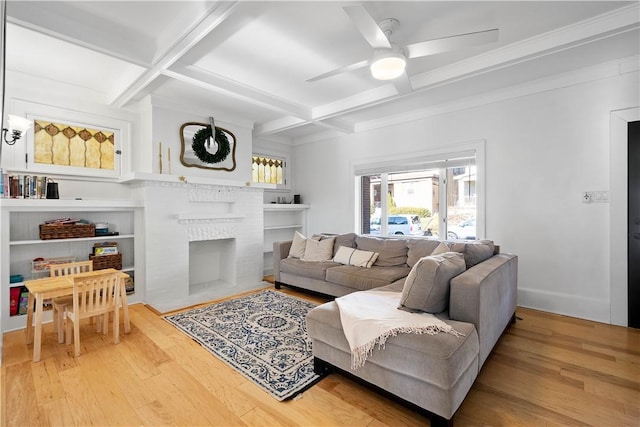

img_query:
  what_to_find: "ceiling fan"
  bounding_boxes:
[307,4,499,93]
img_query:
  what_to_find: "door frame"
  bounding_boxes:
[610,107,639,326]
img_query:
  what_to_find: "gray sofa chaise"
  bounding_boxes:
[273,234,518,426]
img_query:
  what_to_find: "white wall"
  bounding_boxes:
[292,67,639,324]
[149,101,253,183]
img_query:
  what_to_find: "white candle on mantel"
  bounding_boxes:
[168,147,171,174]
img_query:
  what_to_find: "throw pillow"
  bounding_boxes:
[355,236,408,267]
[406,239,441,267]
[399,252,466,313]
[288,231,307,259]
[332,233,357,256]
[302,237,336,262]
[430,242,449,255]
[449,240,495,268]
[333,246,379,268]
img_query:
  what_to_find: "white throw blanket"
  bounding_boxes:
[335,290,463,369]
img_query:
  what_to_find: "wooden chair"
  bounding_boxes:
[65,271,121,357]
[50,261,94,343]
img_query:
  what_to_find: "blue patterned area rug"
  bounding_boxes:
[164,290,321,401]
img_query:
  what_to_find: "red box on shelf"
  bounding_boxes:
[9,286,21,316]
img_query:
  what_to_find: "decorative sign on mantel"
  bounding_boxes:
[179,119,237,171]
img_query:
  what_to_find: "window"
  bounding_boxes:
[252,155,286,186]
[14,99,127,178]
[354,142,484,239]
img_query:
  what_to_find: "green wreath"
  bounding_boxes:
[192,126,231,164]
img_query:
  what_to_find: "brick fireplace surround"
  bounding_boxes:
[133,180,265,313]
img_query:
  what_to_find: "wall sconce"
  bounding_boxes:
[2,115,32,145]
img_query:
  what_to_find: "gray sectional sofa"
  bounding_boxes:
[273,233,518,426]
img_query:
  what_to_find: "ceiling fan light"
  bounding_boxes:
[370,52,406,80]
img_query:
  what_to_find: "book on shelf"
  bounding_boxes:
[1,173,47,198]
[17,287,30,315]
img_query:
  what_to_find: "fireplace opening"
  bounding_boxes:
[188,238,236,295]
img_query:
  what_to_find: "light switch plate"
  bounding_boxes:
[582,190,609,203]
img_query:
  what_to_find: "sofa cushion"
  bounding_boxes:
[448,240,495,268]
[280,258,342,281]
[355,236,408,267]
[325,265,411,291]
[307,300,479,391]
[302,236,336,262]
[399,252,466,313]
[431,241,449,255]
[288,231,307,258]
[406,239,441,267]
[332,233,357,255]
[333,246,379,268]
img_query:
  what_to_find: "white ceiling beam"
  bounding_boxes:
[167,67,357,136]
[7,2,152,67]
[254,117,308,136]
[411,2,640,90]
[109,1,239,107]
[254,115,354,137]
[312,84,399,120]
[307,3,639,125]
[313,118,355,134]
[169,65,311,119]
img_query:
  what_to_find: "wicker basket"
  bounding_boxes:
[124,276,134,294]
[90,253,122,270]
[39,223,95,240]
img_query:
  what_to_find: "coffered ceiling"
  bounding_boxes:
[5,1,639,144]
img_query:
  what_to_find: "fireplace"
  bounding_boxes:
[134,180,265,313]
[188,238,236,295]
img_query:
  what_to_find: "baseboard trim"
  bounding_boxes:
[518,287,610,324]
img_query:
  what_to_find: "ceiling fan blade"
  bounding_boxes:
[306,59,371,82]
[343,4,391,49]
[405,28,499,59]
[392,71,412,95]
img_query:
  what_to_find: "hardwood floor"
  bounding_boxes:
[2,286,639,426]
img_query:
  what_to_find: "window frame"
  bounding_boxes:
[251,151,291,190]
[351,140,485,239]
[10,99,129,179]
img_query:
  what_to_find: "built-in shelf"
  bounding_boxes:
[10,234,135,246]
[1,199,143,332]
[264,224,303,231]
[0,198,143,209]
[262,204,309,275]
[263,204,310,211]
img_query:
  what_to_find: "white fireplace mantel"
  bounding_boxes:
[176,212,245,223]
[120,171,276,190]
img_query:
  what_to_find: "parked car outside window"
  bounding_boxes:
[447,218,476,240]
[370,214,423,235]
